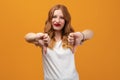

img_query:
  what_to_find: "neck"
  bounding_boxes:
[55,31,62,41]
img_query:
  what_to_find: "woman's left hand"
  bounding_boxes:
[68,32,84,46]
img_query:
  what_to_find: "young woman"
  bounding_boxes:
[25,4,93,80]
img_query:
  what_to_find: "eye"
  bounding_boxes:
[60,16,64,19]
[52,15,57,18]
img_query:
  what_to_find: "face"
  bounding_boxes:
[51,9,65,31]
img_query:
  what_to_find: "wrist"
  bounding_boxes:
[81,32,85,41]
[82,29,94,40]
[80,32,86,44]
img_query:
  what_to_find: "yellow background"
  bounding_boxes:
[0,0,120,80]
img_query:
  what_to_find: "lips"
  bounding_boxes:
[54,23,61,26]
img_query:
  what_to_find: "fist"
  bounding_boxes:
[68,32,84,46]
[35,33,50,54]
[68,33,75,45]
[35,33,50,46]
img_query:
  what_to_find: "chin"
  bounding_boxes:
[53,27,63,31]
[54,28,62,31]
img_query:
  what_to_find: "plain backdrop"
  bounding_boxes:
[0,0,120,80]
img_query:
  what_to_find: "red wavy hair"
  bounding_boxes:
[44,4,74,49]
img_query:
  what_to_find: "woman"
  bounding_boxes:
[25,4,93,80]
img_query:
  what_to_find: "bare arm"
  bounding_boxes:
[24,32,50,54]
[82,29,94,41]
[24,32,50,47]
[24,32,37,43]
[68,29,94,46]
[68,29,93,53]
[24,32,44,46]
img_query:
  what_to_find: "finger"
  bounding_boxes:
[44,40,48,44]
[43,37,50,43]
[43,35,48,39]
[68,38,74,43]
[33,41,39,46]
[38,40,44,46]
[72,46,76,53]
[69,33,74,37]
[43,46,47,54]
[43,38,48,42]
[43,34,50,43]
[43,34,49,39]
[68,42,74,46]
[68,36,74,41]
[68,39,74,46]
[68,33,75,39]
[36,33,44,39]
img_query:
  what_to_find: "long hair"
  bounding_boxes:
[44,4,74,49]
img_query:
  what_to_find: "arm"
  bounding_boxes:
[24,32,50,54]
[24,32,50,47]
[81,29,94,41]
[79,29,94,45]
[24,32,37,43]
[68,29,93,53]
[68,29,94,46]
[24,32,44,46]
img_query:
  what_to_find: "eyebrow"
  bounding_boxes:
[53,14,64,17]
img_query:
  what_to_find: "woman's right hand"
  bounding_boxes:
[35,33,50,46]
[35,33,50,54]
[25,32,50,46]
[25,32,50,54]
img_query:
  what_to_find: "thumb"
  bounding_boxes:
[69,32,75,37]
[43,46,47,54]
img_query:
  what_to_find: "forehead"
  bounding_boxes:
[53,9,63,16]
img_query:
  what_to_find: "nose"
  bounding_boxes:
[55,17,60,23]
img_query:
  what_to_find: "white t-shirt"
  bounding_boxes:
[42,40,79,80]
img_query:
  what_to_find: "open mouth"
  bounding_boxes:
[54,23,61,26]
